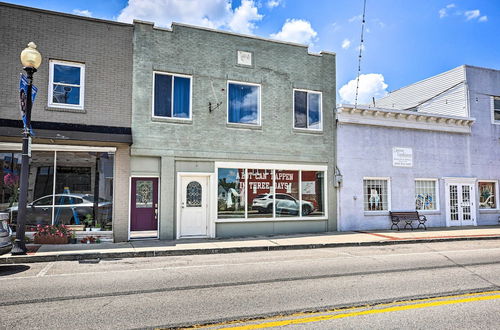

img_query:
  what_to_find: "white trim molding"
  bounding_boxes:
[0,143,116,153]
[337,104,475,134]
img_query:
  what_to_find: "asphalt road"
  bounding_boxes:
[0,240,499,329]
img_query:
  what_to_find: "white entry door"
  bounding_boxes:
[179,175,209,237]
[445,181,476,226]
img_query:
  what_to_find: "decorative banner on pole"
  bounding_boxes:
[19,74,37,135]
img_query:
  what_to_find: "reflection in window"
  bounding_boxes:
[186,181,202,207]
[154,73,191,119]
[228,82,260,125]
[294,90,322,130]
[216,167,326,220]
[364,179,389,211]
[479,182,496,209]
[248,169,274,218]
[415,180,437,210]
[301,171,324,216]
[218,168,245,218]
[0,153,22,211]
[49,61,84,108]
[275,170,299,217]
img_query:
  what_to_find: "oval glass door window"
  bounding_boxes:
[186,181,202,207]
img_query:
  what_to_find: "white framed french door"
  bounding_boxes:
[445,178,477,227]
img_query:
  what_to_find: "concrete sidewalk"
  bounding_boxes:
[1,226,500,264]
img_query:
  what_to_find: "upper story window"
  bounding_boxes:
[493,97,500,124]
[294,90,322,130]
[48,60,85,109]
[153,72,192,120]
[227,81,261,125]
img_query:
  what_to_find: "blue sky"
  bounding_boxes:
[6,0,499,104]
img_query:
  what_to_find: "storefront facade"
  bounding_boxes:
[0,3,133,241]
[130,22,336,239]
[336,65,500,231]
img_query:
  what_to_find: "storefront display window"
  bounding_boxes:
[301,171,325,217]
[217,165,326,220]
[0,152,22,211]
[2,150,114,231]
[275,170,299,217]
[248,169,274,218]
[217,168,245,218]
[415,180,437,211]
[364,179,389,211]
[479,181,497,209]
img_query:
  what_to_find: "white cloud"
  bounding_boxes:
[479,15,488,22]
[270,19,317,45]
[117,0,262,34]
[339,73,388,105]
[267,0,281,9]
[464,9,480,20]
[73,9,92,17]
[228,0,263,34]
[341,39,351,49]
[348,14,361,23]
[438,3,455,18]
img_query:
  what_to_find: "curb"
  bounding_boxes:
[1,235,500,264]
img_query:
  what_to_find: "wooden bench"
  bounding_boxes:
[389,211,427,231]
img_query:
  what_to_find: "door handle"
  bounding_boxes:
[181,202,185,208]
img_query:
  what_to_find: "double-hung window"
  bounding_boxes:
[493,97,500,124]
[415,179,438,211]
[153,72,192,119]
[227,81,261,125]
[49,60,85,109]
[294,90,322,130]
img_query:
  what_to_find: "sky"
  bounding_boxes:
[5,0,500,104]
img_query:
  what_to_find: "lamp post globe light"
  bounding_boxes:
[11,42,42,255]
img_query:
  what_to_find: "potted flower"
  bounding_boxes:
[83,214,94,231]
[33,224,72,244]
[81,235,96,244]
[69,232,77,244]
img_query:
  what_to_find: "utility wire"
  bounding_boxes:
[354,0,367,109]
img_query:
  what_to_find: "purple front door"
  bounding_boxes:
[130,177,158,231]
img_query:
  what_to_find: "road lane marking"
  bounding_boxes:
[36,262,54,277]
[196,290,500,329]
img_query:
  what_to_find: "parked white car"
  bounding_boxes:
[252,193,314,216]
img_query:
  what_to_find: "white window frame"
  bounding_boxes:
[152,71,193,121]
[363,177,391,213]
[415,178,440,212]
[48,60,85,110]
[293,89,323,131]
[492,96,500,125]
[215,162,327,222]
[226,80,262,126]
[478,179,499,210]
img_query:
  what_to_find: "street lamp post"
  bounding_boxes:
[11,42,42,255]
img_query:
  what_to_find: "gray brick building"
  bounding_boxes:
[0,3,133,242]
[129,21,337,239]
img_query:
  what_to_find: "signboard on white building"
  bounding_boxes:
[393,147,413,167]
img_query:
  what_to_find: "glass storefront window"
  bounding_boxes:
[275,170,299,217]
[0,152,22,212]
[216,166,326,220]
[479,181,497,209]
[217,168,245,218]
[1,150,114,231]
[248,169,274,218]
[301,171,325,217]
